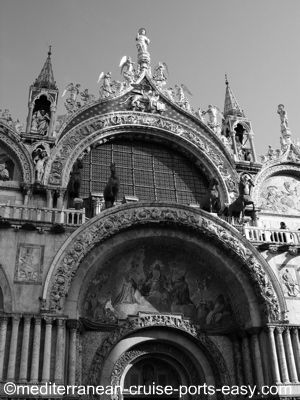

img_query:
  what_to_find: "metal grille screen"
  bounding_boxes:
[80,140,208,205]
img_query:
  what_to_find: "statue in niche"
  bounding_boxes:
[103,162,119,208]
[0,163,9,181]
[32,147,48,182]
[281,269,300,297]
[31,109,50,135]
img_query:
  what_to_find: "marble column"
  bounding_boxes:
[232,335,243,385]
[19,315,32,382]
[67,320,79,385]
[267,326,281,383]
[30,317,42,383]
[250,331,264,388]
[275,327,290,383]
[248,132,257,162]
[291,328,300,379]
[54,319,66,383]
[283,328,298,383]
[7,315,20,381]
[241,333,253,385]
[0,316,8,381]
[42,317,53,382]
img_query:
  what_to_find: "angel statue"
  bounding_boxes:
[98,72,113,98]
[119,56,135,85]
[80,89,95,105]
[206,105,223,134]
[62,83,81,113]
[153,62,168,89]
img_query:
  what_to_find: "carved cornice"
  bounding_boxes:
[45,111,237,198]
[42,203,284,323]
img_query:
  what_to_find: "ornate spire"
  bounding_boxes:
[223,75,245,118]
[33,46,57,90]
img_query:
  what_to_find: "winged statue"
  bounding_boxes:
[119,56,135,85]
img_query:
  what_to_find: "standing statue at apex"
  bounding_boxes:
[136,28,151,72]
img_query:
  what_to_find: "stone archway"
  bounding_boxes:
[0,124,34,183]
[44,112,237,199]
[86,317,232,397]
[42,203,286,322]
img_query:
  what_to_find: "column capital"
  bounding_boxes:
[33,316,42,325]
[44,316,53,325]
[67,319,80,331]
[11,314,21,323]
[275,326,286,334]
[23,314,32,324]
[56,318,66,327]
[0,315,8,323]
[290,327,300,336]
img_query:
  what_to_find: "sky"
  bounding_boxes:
[0,0,300,155]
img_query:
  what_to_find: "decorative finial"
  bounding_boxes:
[225,74,229,86]
[48,45,52,57]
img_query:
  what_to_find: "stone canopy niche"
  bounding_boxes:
[80,237,246,334]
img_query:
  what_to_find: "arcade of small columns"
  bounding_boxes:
[0,316,299,386]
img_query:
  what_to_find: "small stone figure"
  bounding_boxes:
[239,173,255,211]
[0,109,13,126]
[164,87,175,101]
[281,269,299,297]
[32,148,48,182]
[277,104,289,132]
[0,163,9,181]
[98,72,113,98]
[206,105,218,127]
[120,56,135,85]
[153,62,168,89]
[103,162,119,209]
[196,107,206,123]
[62,83,81,113]
[31,110,50,135]
[80,89,95,105]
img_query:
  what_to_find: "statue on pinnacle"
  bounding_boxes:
[136,28,151,73]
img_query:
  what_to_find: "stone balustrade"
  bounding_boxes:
[0,204,85,226]
[244,226,300,246]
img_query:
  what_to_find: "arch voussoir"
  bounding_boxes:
[43,203,285,323]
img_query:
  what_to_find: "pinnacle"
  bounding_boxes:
[223,76,245,118]
[33,46,57,90]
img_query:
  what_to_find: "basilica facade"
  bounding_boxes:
[0,29,300,399]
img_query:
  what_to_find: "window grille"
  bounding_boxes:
[79,140,208,205]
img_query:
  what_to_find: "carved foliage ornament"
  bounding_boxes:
[46,112,237,193]
[47,205,280,322]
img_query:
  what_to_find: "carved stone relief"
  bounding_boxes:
[277,265,300,298]
[14,243,44,283]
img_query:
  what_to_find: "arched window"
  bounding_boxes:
[79,139,209,205]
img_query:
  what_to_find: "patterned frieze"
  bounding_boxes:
[42,203,284,322]
[45,111,237,197]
